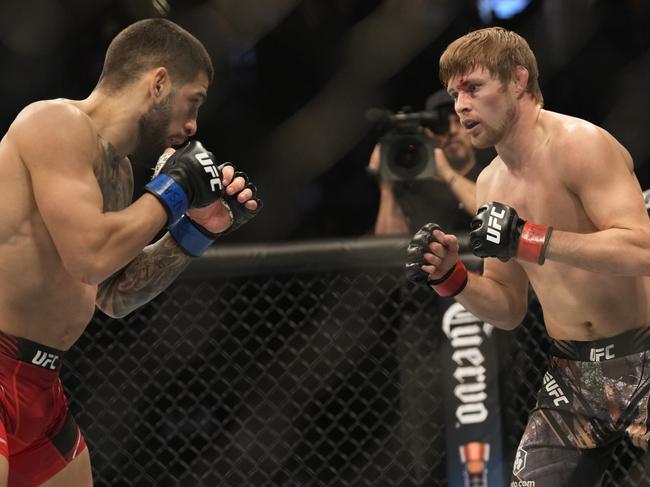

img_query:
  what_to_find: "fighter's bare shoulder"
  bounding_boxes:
[9,99,100,170]
[473,110,632,200]
[545,110,633,174]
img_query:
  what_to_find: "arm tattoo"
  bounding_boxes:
[94,136,192,317]
[96,234,193,318]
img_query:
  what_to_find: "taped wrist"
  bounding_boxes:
[517,222,553,265]
[429,259,468,297]
[145,174,189,225]
[169,215,215,257]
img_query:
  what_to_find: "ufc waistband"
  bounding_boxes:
[0,330,65,372]
[549,326,650,362]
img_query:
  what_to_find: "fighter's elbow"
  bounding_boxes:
[63,252,113,286]
[55,232,116,284]
[625,226,650,275]
[95,301,130,319]
[500,313,526,331]
[95,275,143,319]
[492,298,528,331]
[511,299,529,329]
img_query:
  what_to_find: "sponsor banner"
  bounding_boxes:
[440,300,504,487]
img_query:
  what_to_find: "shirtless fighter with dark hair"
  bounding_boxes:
[0,18,260,486]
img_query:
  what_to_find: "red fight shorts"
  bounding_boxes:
[0,330,86,487]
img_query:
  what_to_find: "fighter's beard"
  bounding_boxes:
[130,93,173,167]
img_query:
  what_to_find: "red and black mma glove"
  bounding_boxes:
[405,223,468,297]
[145,140,225,225]
[169,169,263,257]
[470,201,553,264]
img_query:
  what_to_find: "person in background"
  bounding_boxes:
[368,89,483,235]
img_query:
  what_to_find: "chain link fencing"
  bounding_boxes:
[60,237,649,486]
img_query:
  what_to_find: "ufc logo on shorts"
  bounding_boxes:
[589,344,615,361]
[32,350,59,370]
[543,372,569,406]
[486,207,505,244]
[195,152,223,192]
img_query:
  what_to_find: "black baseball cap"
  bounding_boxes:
[424,89,454,112]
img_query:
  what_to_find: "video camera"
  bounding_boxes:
[366,106,450,181]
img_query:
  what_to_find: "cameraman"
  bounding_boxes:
[368,90,481,235]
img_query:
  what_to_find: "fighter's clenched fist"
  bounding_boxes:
[470,201,552,265]
[171,166,263,256]
[405,223,468,297]
[149,146,263,257]
[145,140,226,224]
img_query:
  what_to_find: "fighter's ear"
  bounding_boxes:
[513,65,529,99]
[149,67,169,100]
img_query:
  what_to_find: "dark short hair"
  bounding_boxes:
[97,18,213,93]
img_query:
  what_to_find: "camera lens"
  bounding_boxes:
[386,136,428,177]
[401,144,419,168]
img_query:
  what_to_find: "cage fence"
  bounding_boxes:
[60,237,649,486]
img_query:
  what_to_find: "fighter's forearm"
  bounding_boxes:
[545,227,650,276]
[95,233,192,318]
[454,272,528,330]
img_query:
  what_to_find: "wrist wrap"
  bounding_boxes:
[145,174,189,225]
[429,259,468,297]
[517,222,553,265]
[169,215,215,257]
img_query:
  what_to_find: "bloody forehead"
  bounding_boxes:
[449,66,490,91]
[447,77,469,93]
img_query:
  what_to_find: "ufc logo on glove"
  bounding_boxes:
[470,201,553,265]
[195,152,223,192]
[145,140,226,225]
[486,206,505,244]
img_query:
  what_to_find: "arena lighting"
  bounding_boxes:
[477,0,534,23]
